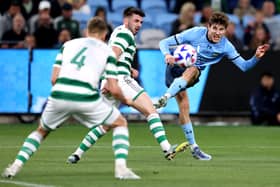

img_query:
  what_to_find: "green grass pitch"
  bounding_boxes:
[0,123,280,187]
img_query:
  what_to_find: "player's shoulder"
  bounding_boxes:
[180,26,207,36]
[66,37,108,48]
[62,38,83,47]
[221,36,234,48]
[188,26,207,33]
[113,25,134,39]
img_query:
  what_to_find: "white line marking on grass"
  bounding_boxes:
[0,179,56,187]
[1,145,280,149]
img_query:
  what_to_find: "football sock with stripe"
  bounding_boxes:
[147,113,171,151]
[166,77,187,98]
[181,122,196,145]
[112,126,129,167]
[13,131,43,166]
[73,126,106,158]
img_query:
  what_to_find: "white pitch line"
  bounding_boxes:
[1,145,280,149]
[0,179,56,187]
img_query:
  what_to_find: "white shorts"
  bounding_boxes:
[101,75,145,107]
[40,97,120,130]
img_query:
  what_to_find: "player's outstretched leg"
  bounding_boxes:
[154,77,188,109]
[147,113,189,160]
[67,125,107,164]
[2,130,46,178]
[131,91,188,160]
[154,94,169,109]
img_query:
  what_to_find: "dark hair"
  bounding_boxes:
[123,7,145,18]
[62,2,73,11]
[95,6,106,17]
[10,0,20,6]
[260,72,274,79]
[209,12,229,28]
[87,17,107,34]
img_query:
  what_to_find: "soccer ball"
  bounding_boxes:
[173,44,197,67]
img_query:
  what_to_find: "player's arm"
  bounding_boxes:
[111,31,134,59]
[130,67,139,78]
[51,47,64,85]
[159,27,199,65]
[111,46,123,60]
[227,42,270,72]
[159,35,180,65]
[51,66,60,85]
[103,55,133,106]
[106,78,132,106]
[112,43,138,78]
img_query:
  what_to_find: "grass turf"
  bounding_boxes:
[0,123,280,187]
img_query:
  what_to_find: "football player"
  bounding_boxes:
[2,17,140,179]
[154,12,269,160]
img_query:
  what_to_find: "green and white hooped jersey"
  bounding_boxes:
[52,37,117,102]
[108,25,136,76]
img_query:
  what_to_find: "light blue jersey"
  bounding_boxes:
[159,26,259,71]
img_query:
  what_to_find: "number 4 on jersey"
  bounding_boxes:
[71,47,87,69]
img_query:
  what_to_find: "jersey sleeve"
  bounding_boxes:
[224,39,240,60]
[111,32,134,52]
[104,52,118,79]
[175,27,203,44]
[224,39,259,72]
[159,27,203,55]
[53,46,64,68]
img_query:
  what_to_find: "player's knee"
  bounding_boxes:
[112,115,127,127]
[119,115,127,126]
[36,126,50,138]
[183,67,199,80]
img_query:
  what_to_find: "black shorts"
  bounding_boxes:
[165,65,201,90]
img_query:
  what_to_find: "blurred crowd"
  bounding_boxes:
[1,0,280,50]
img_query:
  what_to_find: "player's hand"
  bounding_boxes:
[101,82,109,94]
[101,87,109,94]
[131,68,139,78]
[255,44,270,58]
[165,54,176,65]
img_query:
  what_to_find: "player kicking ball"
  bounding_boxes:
[154,12,269,160]
[67,7,188,165]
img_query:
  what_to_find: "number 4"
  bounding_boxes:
[71,47,87,69]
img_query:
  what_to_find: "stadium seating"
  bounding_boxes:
[107,12,123,28]
[227,14,244,41]
[194,12,202,25]
[112,0,138,13]
[168,0,176,12]
[138,28,166,48]
[141,0,168,16]
[88,0,109,14]
[141,15,154,30]
[155,13,177,36]
[72,12,92,31]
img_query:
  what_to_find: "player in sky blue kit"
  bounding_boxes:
[154,12,270,160]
